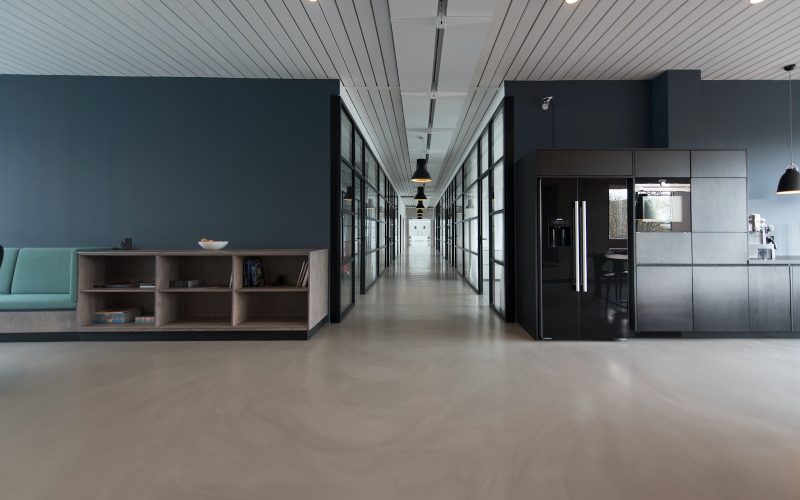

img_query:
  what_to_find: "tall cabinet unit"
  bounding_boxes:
[633,150,749,335]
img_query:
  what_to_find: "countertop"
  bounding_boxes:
[748,256,800,265]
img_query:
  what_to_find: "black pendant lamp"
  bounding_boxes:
[343,186,355,201]
[411,158,433,183]
[778,64,800,194]
[415,200,425,209]
[465,197,475,209]
[414,186,427,201]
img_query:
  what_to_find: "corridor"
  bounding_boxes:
[2,246,800,500]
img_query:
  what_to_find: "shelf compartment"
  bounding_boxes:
[157,255,233,289]
[77,291,155,328]
[157,292,232,327]
[233,291,307,328]
[78,255,155,290]
[235,286,307,293]
[234,255,309,289]
[80,288,155,293]
[234,320,308,331]
[159,287,232,293]
[160,318,233,330]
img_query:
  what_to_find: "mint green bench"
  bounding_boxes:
[0,248,82,334]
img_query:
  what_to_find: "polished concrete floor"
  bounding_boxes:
[2,247,800,499]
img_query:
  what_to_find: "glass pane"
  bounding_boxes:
[354,253,361,296]
[480,132,489,174]
[493,263,505,314]
[354,134,363,173]
[366,186,378,220]
[366,220,377,252]
[465,183,478,219]
[340,262,353,313]
[341,163,353,213]
[634,179,691,232]
[467,253,479,289]
[365,252,377,286]
[470,218,478,253]
[492,164,504,211]
[342,214,353,259]
[341,111,352,163]
[379,222,386,248]
[492,213,504,262]
[366,150,377,187]
[492,108,503,163]
[465,146,478,186]
[482,178,490,291]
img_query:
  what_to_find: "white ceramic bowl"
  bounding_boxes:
[198,241,229,250]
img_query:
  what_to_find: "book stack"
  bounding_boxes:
[296,260,310,287]
[134,315,155,326]
[243,258,266,287]
[93,308,142,325]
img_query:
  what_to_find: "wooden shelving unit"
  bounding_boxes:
[77,250,328,340]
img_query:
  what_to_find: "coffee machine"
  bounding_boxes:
[748,213,776,259]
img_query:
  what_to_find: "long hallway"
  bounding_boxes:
[2,247,800,499]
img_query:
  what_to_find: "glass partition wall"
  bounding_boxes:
[435,100,514,320]
[333,101,400,322]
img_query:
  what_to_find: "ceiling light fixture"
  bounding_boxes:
[414,186,427,201]
[416,200,425,209]
[416,208,424,214]
[565,0,579,4]
[411,158,433,183]
[749,0,765,4]
[777,64,800,195]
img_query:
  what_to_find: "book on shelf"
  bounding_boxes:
[296,260,310,288]
[93,308,142,324]
[139,282,155,289]
[243,257,266,287]
[169,279,203,288]
[134,315,155,325]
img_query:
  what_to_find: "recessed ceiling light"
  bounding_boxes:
[565,0,579,4]
[749,0,764,4]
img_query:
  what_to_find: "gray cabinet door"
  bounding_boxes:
[793,267,800,332]
[692,233,748,264]
[635,150,690,178]
[636,266,693,332]
[748,266,791,332]
[635,233,692,264]
[691,178,747,232]
[691,150,747,177]
[537,150,633,176]
[693,266,749,332]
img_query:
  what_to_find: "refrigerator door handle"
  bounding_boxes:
[581,201,588,292]
[573,201,581,292]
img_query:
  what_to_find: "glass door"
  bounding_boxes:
[577,178,632,340]
[539,178,580,339]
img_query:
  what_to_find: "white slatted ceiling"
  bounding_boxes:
[0,0,411,197]
[0,1,798,202]
[434,0,800,202]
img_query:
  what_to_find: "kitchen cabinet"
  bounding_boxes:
[692,233,748,264]
[691,178,747,232]
[693,266,749,331]
[634,150,690,178]
[793,267,800,332]
[748,266,791,332]
[537,150,633,177]
[636,266,693,332]
[691,150,747,177]
[635,233,692,264]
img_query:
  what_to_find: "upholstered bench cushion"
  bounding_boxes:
[0,248,20,294]
[11,248,74,295]
[0,294,75,310]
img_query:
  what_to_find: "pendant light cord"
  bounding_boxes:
[790,67,795,168]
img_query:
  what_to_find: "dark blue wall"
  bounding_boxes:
[698,80,800,254]
[0,76,338,249]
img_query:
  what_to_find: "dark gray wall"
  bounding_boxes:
[0,75,338,249]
